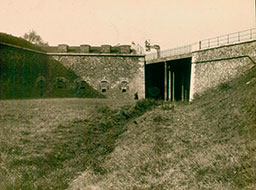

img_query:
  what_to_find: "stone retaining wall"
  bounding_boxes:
[52,55,145,99]
[190,40,256,99]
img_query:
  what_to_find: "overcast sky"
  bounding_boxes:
[0,0,255,50]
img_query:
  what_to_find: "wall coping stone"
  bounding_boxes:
[0,42,145,57]
[47,52,145,57]
[193,55,256,64]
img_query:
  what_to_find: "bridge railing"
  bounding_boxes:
[194,28,256,50]
[145,44,192,61]
[146,28,256,62]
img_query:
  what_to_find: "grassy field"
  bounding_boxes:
[0,66,256,190]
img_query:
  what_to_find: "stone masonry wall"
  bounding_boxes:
[51,55,145,99]
[190,40,256,98]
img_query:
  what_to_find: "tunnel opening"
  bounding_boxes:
[167,58,191,101]
[145,57,191,101]
[145,62,165,99]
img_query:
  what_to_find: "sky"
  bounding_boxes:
[0,0,255,50]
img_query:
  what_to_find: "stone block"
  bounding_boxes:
[80,45,90,53]
[58,44,69,53]
[119,45,131,54]
[100,45,111,53]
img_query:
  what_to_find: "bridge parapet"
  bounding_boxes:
[145,44,192,62]
[146,28,256,63]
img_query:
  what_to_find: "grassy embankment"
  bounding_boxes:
[70,66,256,189]
[0,65,255,190]
[0,32,104,99]
[0,32,44,51]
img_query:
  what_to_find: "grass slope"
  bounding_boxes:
[70,66,256,190]
[0,32,44,51]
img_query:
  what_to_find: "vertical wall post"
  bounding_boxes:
[169,69,171,100]
[164,61,168,101]
[172,71,175,101]
[189,58,196,102]
[181,71,185,101]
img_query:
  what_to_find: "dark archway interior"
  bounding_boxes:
[145,62,165,99]
[168,58,191,101]
[145,57,191,101]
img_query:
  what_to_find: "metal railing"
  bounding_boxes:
[146,28,256,62]
[195,28,256,50]
[145,44,192,61]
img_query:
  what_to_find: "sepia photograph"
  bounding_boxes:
[0,0,255,189]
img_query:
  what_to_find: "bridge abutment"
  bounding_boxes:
[146,39,256,102]
[190,40,256,100]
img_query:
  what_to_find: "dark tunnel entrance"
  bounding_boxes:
[167,58,191,101]
[145,62,165,99]
[145,57,192,101]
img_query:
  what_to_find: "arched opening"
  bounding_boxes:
[100,80,109,93]
[79,81,86,89]
[56,77,66,89]
[36,76,46,97]
[120,80,129,93]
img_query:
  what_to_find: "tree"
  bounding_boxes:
[23,30,48,46]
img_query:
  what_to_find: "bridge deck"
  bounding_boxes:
[146,52,192,64]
